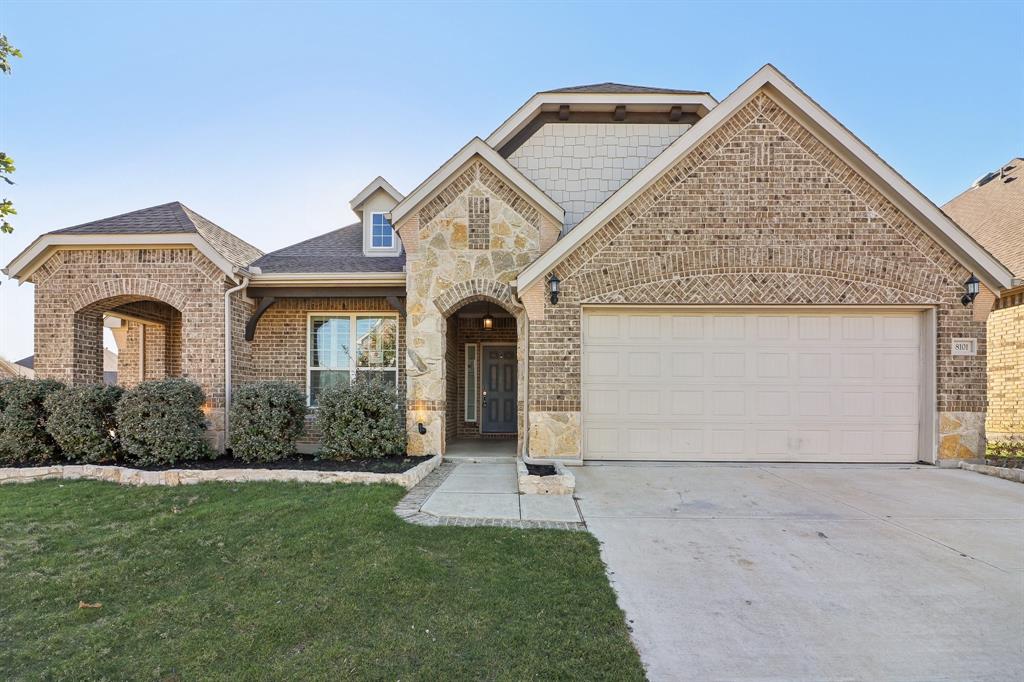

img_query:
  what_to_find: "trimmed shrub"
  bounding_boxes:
[116,378,211,467]
[229,382,307,462]
[316,375,406,460]
[44,385,123,464]
[986,436,1024,459]
[0,378,64,466]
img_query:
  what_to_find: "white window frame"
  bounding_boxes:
[306,311,399,406]
[464,343,478,422]
[369,212,395,250]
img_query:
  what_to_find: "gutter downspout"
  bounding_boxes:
[223,274,249,452]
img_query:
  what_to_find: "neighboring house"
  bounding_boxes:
[1,356,34,379]
[12,350,117,385]
[3,65,1016,463]
[944,159,1024,443]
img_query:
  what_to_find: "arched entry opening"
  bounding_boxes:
[442,296,522,455]
[72,295,184,387]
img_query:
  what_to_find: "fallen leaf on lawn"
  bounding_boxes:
[78,601,102,609]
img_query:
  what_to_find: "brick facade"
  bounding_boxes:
[245,296,405,448]
[986,304,1024,441]
[30,247,233,449]
[526,89,988,460]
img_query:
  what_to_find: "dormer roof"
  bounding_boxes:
[350,176,404,213]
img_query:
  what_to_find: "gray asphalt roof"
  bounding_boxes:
[50,201,263,268]
[542,82,708,95]
[251,223,405,274]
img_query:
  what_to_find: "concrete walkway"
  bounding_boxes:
[419,460,581,523]
[574,463,1024,682]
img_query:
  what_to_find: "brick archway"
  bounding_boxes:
[71,278,189,314]
[433,279,519,318]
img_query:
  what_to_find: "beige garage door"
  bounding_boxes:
[581,309,923,462]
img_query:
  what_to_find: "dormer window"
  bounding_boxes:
[370,213,395,249]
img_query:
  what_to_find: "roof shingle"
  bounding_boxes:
[541,82,708,95]
[943,159,1024,277]
[50,201,264,268]
[251,223,405,274]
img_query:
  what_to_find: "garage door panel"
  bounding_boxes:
[582,309,922,462]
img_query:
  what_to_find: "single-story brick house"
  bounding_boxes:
[943,158,1024,443]
[4,65,1016,463]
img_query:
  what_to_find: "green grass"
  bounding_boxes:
[0,481,644,681]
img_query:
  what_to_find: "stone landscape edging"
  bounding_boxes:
[0,454,441,489]
[958,460,1024,484]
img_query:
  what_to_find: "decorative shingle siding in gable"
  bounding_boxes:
[507,122,691,231]
[527,89,988,460]
[403,159,541,456]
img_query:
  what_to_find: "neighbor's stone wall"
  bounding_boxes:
[986,304,1024,441]
[400,159,541,456]
[247,296,405,447]
[527,89,988,460]
[30,247,232,449]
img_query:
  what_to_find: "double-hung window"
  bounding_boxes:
[308,314,398,405]
[370,213,395,249]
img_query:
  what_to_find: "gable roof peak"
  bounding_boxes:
[350,176,405,213]
[541,82,708,95]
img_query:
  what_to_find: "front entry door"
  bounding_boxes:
[481,346,517,433]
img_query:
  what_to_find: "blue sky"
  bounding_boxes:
[0,0,1021,361]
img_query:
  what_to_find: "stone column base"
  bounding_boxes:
[938,411,985,460]
[527,411,581,460]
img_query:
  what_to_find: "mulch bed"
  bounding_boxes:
[525,463,557,477]
[4,454,431,474]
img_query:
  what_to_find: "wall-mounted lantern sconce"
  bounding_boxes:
[481,305,494,331]
[549,274,561,305]
[961,274,980,306]
[417,422,427,435]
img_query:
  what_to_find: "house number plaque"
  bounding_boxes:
[951,338,977,356]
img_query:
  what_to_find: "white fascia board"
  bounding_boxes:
[3,232,238,283]
[349,176,405,212]
[247,271,406,287]
[518,64,1015,293]
[389,137,564,228]
[485,92,719,150]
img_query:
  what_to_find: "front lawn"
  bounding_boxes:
[0,481,643,680]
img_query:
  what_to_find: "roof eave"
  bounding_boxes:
[485,91,719,151]
[246,271,407,287]
[3,232,239,284]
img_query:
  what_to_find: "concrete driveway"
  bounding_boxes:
[574,463,1024,681]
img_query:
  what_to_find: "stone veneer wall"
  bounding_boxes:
[526,89,988,461]
[401,159,548,456]
[508,122,691,232]
[986,304,1024,441]
[246,296,405,448]
[30,247,233,449]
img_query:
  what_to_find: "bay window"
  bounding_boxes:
[308,313,398,405]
